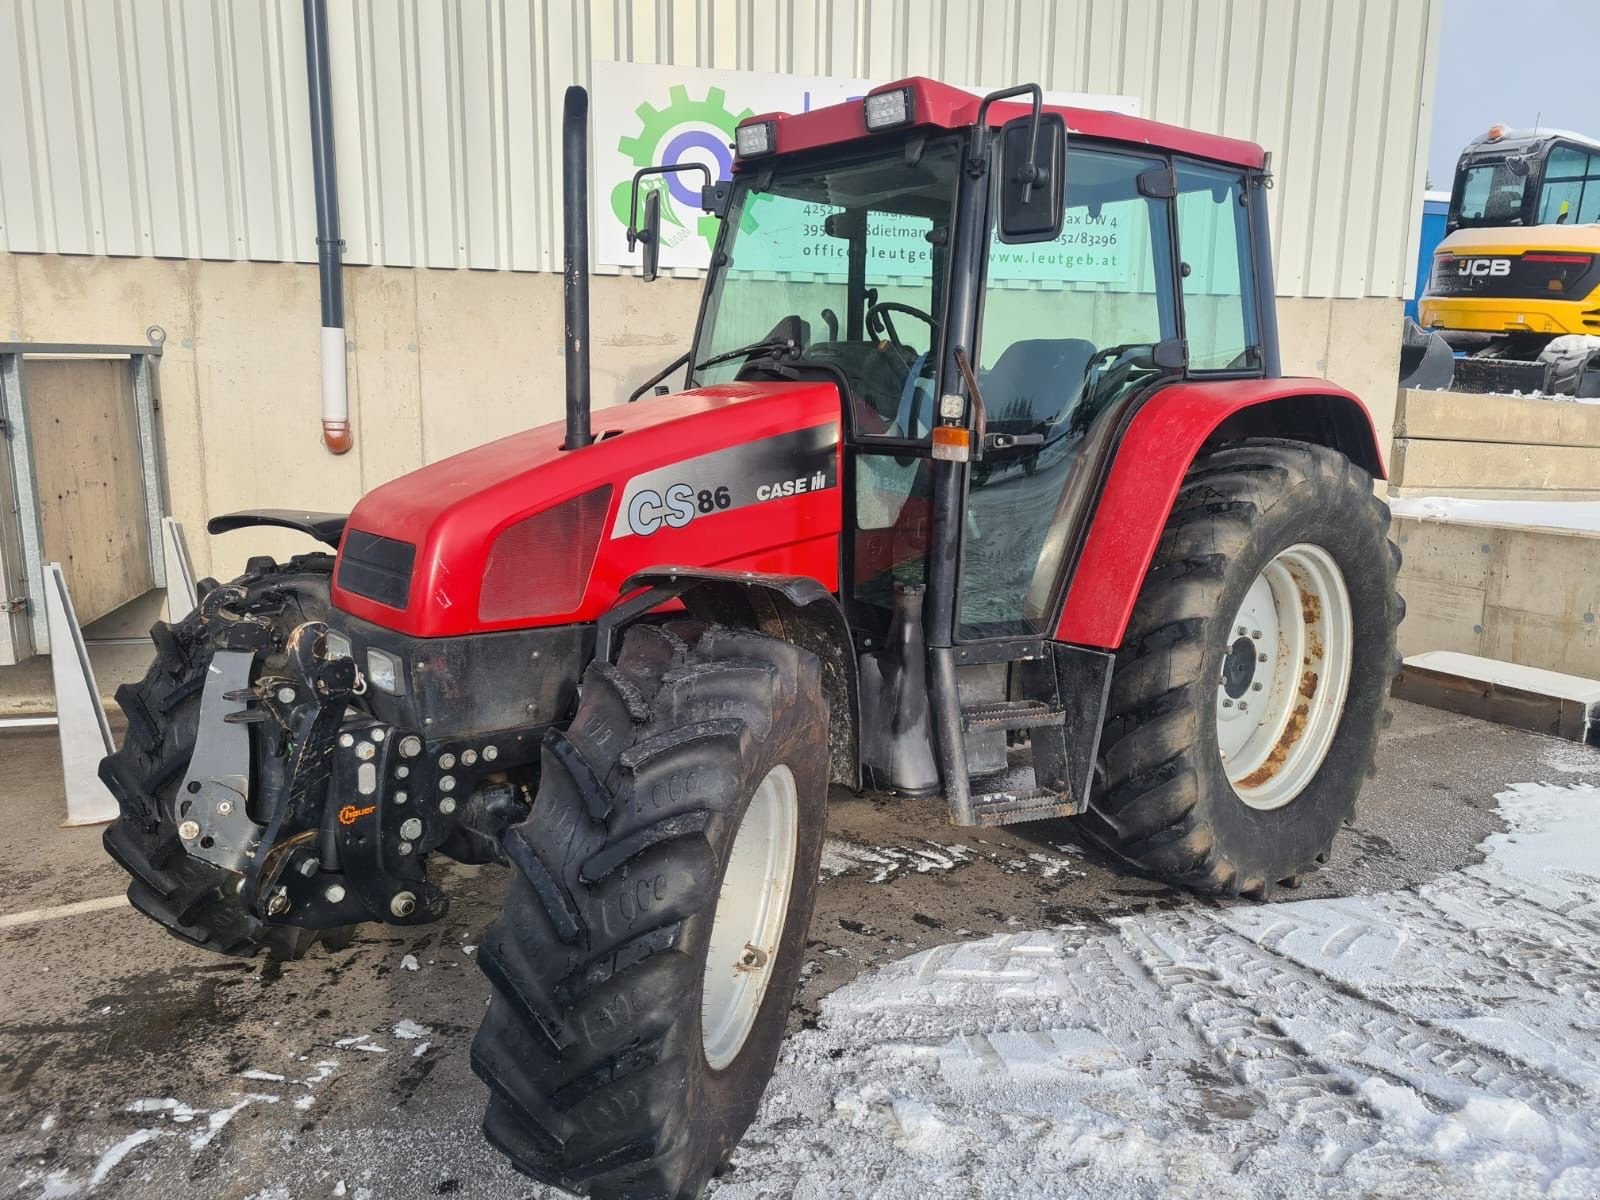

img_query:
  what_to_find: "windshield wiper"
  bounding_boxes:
[691,337,800,375]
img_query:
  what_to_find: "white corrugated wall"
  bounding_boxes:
[0,0,1439,298]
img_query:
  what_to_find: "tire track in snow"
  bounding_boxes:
[716,782,1600,1200]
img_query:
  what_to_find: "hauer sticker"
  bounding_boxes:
[612,424,839,539]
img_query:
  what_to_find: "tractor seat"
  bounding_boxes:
[981,338,1097,431]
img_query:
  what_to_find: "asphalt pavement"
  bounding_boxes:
[2,698,1594,1199]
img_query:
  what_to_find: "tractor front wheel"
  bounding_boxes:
[472,621,828,1199]
[1082,439,1401,897]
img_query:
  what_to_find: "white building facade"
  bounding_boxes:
[0,0,1440,581]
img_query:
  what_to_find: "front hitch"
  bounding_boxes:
[172,617,507,930]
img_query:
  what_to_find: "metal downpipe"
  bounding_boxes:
[303,0,351,454]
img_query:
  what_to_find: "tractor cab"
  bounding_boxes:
[625,77,1290,821]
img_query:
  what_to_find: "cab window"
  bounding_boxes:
[1538,145,1600,225]
[1175,163,1260,371]
[959,147,1178,637]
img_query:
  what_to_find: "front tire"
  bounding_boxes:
[1082,440,1401,897]
[99,553,357,958]
[472,622,828,1199]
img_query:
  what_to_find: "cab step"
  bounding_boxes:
[969,787,1079,827]
[960,699,1067,733]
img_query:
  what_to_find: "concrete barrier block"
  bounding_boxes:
[1393,650,1600,744]
[1391,437,1600,497]
[1395,388,1600,448]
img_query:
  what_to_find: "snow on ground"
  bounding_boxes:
[1389,494,1600,534]
[721,781,1600,1199]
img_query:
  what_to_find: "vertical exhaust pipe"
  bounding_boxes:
[302,0,351,455]
[562,86,593,450]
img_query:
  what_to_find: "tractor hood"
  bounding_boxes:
[331,381,843,637]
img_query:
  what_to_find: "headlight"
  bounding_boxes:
[366,648,403,695]
[479,486,613,622]
[323,628,353,660]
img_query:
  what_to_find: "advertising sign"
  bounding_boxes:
[591,61,1138,278]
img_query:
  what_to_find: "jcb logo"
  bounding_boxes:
[1458,258,1511,277]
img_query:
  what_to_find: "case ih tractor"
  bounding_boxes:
[101,79,1400,1198]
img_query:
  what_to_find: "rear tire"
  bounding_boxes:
[472,622,828,1199]
[1081,440,1401,897]
[99,553,357,959]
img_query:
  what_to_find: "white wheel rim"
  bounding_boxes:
[700,763,800,1071]
[1215,543,1354,812]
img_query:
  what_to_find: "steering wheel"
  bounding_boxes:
[865,301,937,350]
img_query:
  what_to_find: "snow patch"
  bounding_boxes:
[1389,493,1600,534]
[719,781,1600,1199]
[391,1018,431,1041]
[400,954,420,971]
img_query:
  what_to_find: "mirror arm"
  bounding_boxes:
[625,162,716,247]
[973,82,1045,195]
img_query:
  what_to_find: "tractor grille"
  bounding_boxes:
[336,530,416,609]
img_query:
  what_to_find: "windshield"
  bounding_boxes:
[1455,159,1530,227]
[690,139,962,438]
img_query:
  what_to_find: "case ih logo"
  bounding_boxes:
[1458,257,1511,277]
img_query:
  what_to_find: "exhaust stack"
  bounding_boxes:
[562,86,594,450]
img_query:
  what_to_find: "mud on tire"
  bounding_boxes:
[1081,439,1402,898]
[100,553,356,959]
[472,622,829,1199]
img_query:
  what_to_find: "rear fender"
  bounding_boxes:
[1055,378,1383,649]
[601,568,860,787]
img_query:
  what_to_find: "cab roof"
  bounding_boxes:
[735,76,1267,171]
[1461,127,1600,159]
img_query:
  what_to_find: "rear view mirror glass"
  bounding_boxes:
[641,190,661,281]
[996,113,1066,244]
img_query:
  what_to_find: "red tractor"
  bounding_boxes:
[102,78,1400,1198]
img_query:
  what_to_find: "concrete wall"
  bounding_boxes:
[2,251,1404,589]
[1,251,700,583]
[1394,515,1600,679]
[1391,389,1600,500]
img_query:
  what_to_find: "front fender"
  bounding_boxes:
[602,567,860,787]
[1055,377,1383,649]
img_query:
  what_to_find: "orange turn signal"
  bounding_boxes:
[931,425,971,462]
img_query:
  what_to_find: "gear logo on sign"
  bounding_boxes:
[609,84,758,259]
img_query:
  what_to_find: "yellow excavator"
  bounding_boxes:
[1418,125,1600,395]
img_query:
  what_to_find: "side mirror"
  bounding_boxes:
[631,189,662,281]
[626,162,718,283]
[996,112,1066,243]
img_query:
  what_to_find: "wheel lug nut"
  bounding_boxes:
[1251,629,1262,639]
[1258,653,1268,663]
[439,796,457,815]
[399,735,423,759]
[1222,698,1234,708]
[1252,682,1263,692]
[438,752,457,770]
[1236,625,1247,636]
[400,817,423,840]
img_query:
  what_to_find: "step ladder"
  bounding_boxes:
[936,642,1114,829]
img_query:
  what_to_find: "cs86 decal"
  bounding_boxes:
[612,425,839,539]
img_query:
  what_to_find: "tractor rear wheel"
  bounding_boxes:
[1082,439,1401,897]
[472,621,828,1199]
[99,553,357,958]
